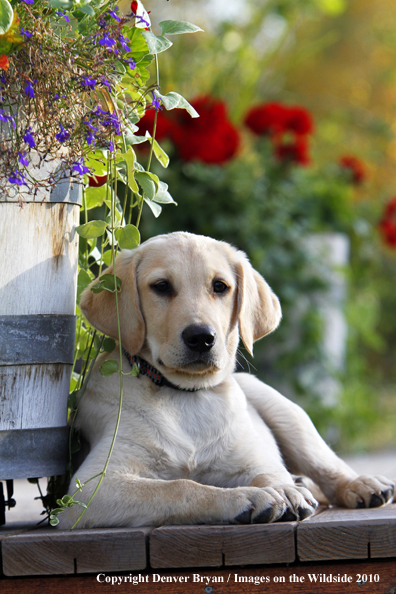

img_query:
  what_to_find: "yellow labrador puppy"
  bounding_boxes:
[60,232,394,528]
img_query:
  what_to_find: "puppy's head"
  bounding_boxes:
[80,232,281,389]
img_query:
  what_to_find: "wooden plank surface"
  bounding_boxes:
[1,505,396,576]
[2,527,151,576]
[150,522,296,569]
[1,559,395,594]
[297,504,396,562]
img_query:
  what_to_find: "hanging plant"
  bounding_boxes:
[0,0,203,527]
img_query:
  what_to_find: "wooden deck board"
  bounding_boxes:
[1,527,151,576]
[1,504,396,576]
[150,523,296,568]
[297,504,396,562]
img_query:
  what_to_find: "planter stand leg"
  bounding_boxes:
[0,480,16,526]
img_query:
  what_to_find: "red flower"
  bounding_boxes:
[131,1,138,13]
[339,155,367,185]
[275,137,311,166]
[0,55,9,71]
[379,197,396,247]
[88,174,107,187]
[136,109,171,143]
[285,106,314,136]
[170,96,240,165]
[244,102,314,138]
[244,101,314,166]
[244,102,288,137]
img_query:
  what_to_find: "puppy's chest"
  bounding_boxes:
[128,388,243,478]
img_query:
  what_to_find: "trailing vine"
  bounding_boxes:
[0,0,202,527]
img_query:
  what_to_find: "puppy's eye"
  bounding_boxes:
[151,280,172,295]
[213,280,228,294]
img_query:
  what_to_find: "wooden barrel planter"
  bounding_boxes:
[0,176,81,479]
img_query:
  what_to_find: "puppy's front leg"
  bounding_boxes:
[236,374,394,509]
[60,471,317,529]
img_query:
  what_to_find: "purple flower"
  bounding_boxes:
[20,28,33,37]
[0,109,16,129]
[56,10,70,22]
[24,81,35,98]
[124,58,136,70]
[108,141,115,152]
[84,120,99,146]
[135,14,150,28]
[72,158,91,176]
[55,123,71,143]
[86,132,96,145]
[8,170,26,186]
[20,0,34,4]
[18,152,29,166]
[100,77,112,92]
[90,107,121,135]
[98,33,116,49]
[103,113,121,135]
[81,76,97,90]
[152,92,161,111]
[118,34,130,52]
[107,8,120,21]
[23,127,35,148]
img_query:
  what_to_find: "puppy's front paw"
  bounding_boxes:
[231,485,318,525]
[337,475,394,509]
[268,485,318,522]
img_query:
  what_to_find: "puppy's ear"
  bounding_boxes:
[235,254,282,356]
[80,250,145,355]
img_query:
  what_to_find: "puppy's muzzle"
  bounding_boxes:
[182,324,216,353]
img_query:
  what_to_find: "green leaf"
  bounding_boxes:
[50,517,60,526]
[144,196,162,218]
[103,337,116,353]
[0,0,13,35]
[84,185,106,210]
[68,390,79,410]
[49,0,73,8]
[75,478,83,490]
[76,220,108,239]
[101,249,113,267]
[79,3,94,15]
[115,224,141,250]
[99,359,119,377]
[77,268,93,301]
[123,27,149,62]
[84,151,108,176]
[141,30,173,54]
[50,508,64,515]
[94,334,102,351]
[152,138,170,168]
[135,171,159,200]
[91,273,122,294]
[155,91,199,118]
[125,362,139,377]
[117,145,136,176]
[114,60,126,74]
[153,181,177,205]
[158,20,203,35]
[125,133,147,145]
[61,495,72,505]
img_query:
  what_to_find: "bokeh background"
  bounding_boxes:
[136,0,396,454]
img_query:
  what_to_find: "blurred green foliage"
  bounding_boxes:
[140,0,396,452]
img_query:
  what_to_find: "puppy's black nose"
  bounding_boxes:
[182,325,216,353]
